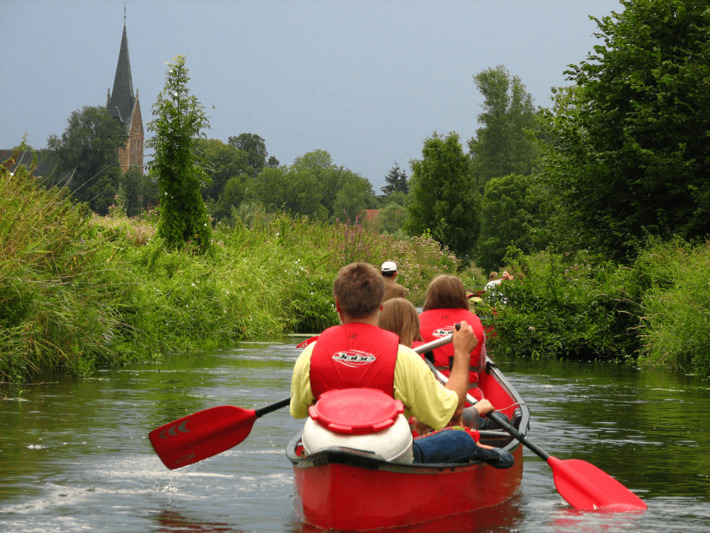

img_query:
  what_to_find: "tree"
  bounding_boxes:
[194,138,250,201]
[405,133,481,257]
[228,133,268,178]
[468,66,541,193]
[381,163,408,196]
[333,173,376,223]
[147,56,211,252]
[477,173,535,271]
[46,106,126,215]
[543,0,710,260]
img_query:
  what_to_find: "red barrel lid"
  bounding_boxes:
[308,388,404,435]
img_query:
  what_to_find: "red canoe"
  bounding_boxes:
[286,360,530,531]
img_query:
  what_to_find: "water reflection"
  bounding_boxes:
[1,343,709,532]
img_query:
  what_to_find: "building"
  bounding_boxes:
[106,18,144,174]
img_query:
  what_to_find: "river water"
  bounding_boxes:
[1,340,709,532]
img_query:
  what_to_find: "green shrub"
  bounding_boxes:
[485,250,639,362]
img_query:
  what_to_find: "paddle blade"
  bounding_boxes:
[149,405,257,470]
[548,457,647,512]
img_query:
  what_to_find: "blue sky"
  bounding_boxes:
[2,0,622,191]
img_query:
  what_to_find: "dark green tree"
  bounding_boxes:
[468,66,541,193]
[405,132,481,257]
[228,133,268,178]
[194,138,250,201]
[333,173,376,223]
[381,163,408,196]
[543,0,710,260]
[477,173,536,271]
[147,56,211,252]
[46,106,126,215]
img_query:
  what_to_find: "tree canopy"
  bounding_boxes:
[468,66,541,193]
[406,132,481,258]
[543,0,710,260]
[46,106,126,215]
[381,163,408,196]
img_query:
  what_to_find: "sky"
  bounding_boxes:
[2,0,623,191]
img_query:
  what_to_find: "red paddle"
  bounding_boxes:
[427,361,647,512]
[149,335,454,470]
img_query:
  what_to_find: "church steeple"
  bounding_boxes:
[106,7,144,174]
[107,18,135,125]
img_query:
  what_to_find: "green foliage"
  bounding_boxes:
[147,56,212,253]
[0,164,131,381]
[194,138,250,201]
[381,163,408,196]
[477,173,535,272]
[634,238,710,374]
[485,250,639,362]
[0,164,464,382]
[542,0,710,260]
[46,105,126,215]
[376,201,407,235]
[468,65,541,192]
[228,133,269,178]
[406,132,481,258]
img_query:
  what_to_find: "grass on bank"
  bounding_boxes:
[0,166,467,382]
[2,165,709,382]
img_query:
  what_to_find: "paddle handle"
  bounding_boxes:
[256,397,291,418]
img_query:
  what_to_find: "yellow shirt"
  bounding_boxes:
[290,342,458,431]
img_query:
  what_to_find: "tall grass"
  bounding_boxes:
[0,165,129,381]
[634,239,710,374]
[0,167,465,382]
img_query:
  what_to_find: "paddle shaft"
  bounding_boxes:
[425,359,550,459]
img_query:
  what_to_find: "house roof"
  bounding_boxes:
[1,149,59,179]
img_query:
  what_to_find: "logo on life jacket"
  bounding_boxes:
[332,350,376,367]
[432,327,454,338]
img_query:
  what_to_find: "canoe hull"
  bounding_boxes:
[291,443,523,530]
[287,360,529,530]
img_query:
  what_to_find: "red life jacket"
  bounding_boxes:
[310,323,400,399]
[419,308,485,400]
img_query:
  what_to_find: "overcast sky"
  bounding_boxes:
[2,0,622,191]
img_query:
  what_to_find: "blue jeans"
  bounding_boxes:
[412,429,514,468]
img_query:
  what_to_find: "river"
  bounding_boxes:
[1,340,708,532]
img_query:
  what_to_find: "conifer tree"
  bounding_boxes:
[147,56,211,252]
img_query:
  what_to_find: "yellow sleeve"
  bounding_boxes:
[393,346,458,430]
[289,343,315,418]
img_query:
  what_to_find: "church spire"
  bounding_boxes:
[107,14,134,126]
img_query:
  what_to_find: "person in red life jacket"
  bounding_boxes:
[290,262,513,466]
[378,298,509,445]
[419,274,487,402]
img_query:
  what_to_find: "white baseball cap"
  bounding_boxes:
[381,261,397,273]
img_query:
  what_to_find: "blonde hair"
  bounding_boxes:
[378,298,423,348]
[423,274,469,311]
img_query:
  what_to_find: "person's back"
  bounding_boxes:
[381,261,408,302]
[419,274,486,401]
[290,262,502,464]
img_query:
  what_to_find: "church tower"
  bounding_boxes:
[106,11,144,174]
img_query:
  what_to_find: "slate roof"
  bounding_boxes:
[1,149,59,179]
[106,23,135,128]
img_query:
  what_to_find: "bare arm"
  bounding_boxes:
[445,320,476,423]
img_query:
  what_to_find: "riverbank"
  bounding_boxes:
[2,166,709,382]
[0,166,467,382]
